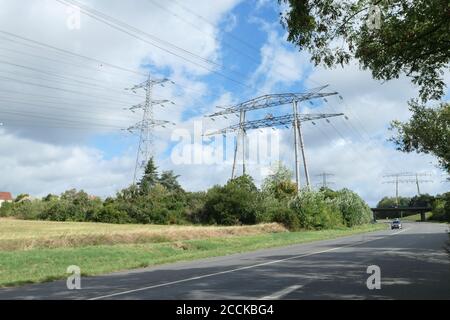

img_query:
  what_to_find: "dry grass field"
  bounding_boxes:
[0,218,287,251]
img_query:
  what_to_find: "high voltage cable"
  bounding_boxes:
[0,109,130,128]
[149,0,312,86]
[54,0,267,93]
[0,30,214,99]
[0,74,135,105]
[0,88,129,108]
[0,98,139,122]
[171,0,260,52]
[60,0,248,79]
[0,59,146,99]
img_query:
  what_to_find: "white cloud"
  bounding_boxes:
[0,129,134,197]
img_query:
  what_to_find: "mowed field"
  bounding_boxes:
[0,218,386,287]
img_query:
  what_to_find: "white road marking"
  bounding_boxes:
[259,285,303,300]
[90,228,410,300]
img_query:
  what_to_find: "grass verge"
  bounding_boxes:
[0,218,286,251]
[0,223,386,288]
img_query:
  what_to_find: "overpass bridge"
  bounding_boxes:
[371,207,432,222]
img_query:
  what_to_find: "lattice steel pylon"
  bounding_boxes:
[125,74,175,184]
[316,172,335,189]
[205,86,343,192]
[382,172,433,205]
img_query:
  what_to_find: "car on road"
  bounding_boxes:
[391,219,402,230]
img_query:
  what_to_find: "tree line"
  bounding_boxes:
[376,193,450,221]
[0,159,375,230]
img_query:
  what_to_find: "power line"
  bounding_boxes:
[382,172,434,205]
[55,0,259,92]
[315,172,335,189]
[0,30,220,103]
[125,74,176,184]
[205,89,344,191]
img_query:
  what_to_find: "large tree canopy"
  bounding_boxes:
[279,0,450,101]
[390,101,450,173]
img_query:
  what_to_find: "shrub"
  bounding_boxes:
[200,175,260,225]
[0,202,14,217]
[290,190,343,230]
[93,204,130,224]
[333,189,373,227]
[12,200,47,220]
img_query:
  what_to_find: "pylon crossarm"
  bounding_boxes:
[205,113,344,136]
[206,86,338,117]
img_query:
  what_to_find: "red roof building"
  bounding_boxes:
[0,192,13,202]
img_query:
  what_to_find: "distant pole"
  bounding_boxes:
[232,110,245,179]
[295,101,311,190]
[416,173,421,195]
[292,102,301,192]
[242,111,246,176]
[395,175,399,207]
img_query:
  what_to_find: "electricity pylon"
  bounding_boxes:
[316,172,335,189]
[382,172,433,206]
[125,74,175,184]
[205,86,343,192]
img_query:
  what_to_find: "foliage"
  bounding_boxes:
[199,175,260,225]
[290,190,343,230]
[278,0,450,102]
[409,194,435,208]
[377,196,411,208]
[390,101,450,174]
[333,189,373,227]
[4,159,377,229]
[138,157,159,195]
[0,201,14,217]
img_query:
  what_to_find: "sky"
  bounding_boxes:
[0,0,448,206]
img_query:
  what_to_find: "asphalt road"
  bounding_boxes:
[0,222,449,300]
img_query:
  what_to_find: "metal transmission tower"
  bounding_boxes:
[383,172,433,205]
[205,86,342,191]
[125,74,175,184]
[316,172,335,189]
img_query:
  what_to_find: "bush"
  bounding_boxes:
[92,204,130,224]
[200,175,260,225]
[290,190,343,230]
[12,200,47,220]
[0,202,14,217]
[333,189,373,227]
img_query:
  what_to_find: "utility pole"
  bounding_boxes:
[295,101,311,190]
[316,172,335,189]
[383,172,433,204]
[232,110,246,179]
[205,86,343,187]
[292,101,301,191]
[126,74,175,184]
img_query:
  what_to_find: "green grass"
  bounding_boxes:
[0,223,386,288]
[402,212,433,222]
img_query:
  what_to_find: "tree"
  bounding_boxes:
[159,170,183,192]
[201,175,260,225]
[138,157,159,194]
[262,162,297,200]
[377,196,411,208]
[278,0,450,101]
[390,101,449,173]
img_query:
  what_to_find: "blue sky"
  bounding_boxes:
[0,0,448,205]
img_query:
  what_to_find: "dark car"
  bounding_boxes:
[391,219,402,230]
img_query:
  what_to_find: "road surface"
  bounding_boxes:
[0,222,449,300]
